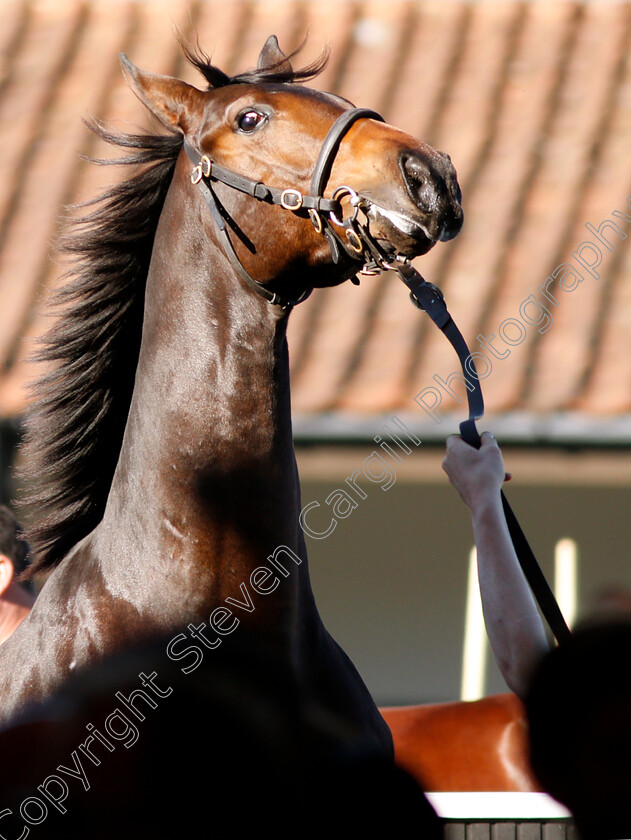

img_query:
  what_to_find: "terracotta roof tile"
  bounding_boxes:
[0,0,629,443]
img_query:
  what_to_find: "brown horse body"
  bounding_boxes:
[0,36,462,761]
[381,693,540,791]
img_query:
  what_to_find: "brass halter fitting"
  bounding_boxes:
[329,186,361,227]
[280,189,303,211]
[191,155,212,185]
[308,209,323,234]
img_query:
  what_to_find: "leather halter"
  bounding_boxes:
[184,107,383,309]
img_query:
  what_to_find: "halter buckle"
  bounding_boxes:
[280,189,303,211]
[191,156,212,185]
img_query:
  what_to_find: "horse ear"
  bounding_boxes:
[257,35,293,73]
[120,54,202,135]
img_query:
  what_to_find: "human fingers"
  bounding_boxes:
[479,433,511,481]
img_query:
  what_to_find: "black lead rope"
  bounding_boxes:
[398,261,572,647]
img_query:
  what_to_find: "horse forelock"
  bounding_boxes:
[19,124,183,580]
[180,39,330,90]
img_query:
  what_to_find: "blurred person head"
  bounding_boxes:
[525,620,631,839]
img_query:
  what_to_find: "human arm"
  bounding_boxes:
[442,432,550,700]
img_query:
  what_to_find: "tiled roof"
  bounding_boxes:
[0,0,630,443]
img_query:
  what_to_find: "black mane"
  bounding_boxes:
[20,43,327,579]
[20,124,182,577]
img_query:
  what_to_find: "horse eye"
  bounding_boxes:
[237,110,265,133]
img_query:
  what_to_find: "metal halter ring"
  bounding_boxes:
[191,155,212,185]
[309,209,323,234]
[329,186,360,227]
[345,227,364,254]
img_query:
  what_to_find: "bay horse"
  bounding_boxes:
[380,693,541,791]
[0,35,462,760]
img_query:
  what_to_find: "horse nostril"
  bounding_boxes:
[400,150,463,241]
[400,153,438,213]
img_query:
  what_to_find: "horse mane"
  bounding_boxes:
[20,43,327,579]
[19,124,182,578]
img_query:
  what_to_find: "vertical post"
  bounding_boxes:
[460,546,488,701]
[554,538,578,630]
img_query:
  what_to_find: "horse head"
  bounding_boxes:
[120,36,463,301]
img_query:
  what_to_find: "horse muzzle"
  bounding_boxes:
[351,148,463,259]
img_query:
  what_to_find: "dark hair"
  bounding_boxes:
[0,504,31,579]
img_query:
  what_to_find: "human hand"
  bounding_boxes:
[441,431,511,511]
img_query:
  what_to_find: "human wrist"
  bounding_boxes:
[467,484,503,520]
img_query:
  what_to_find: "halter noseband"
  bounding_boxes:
[184,107,384,309]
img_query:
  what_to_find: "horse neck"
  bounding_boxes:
[97,168,313,632]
